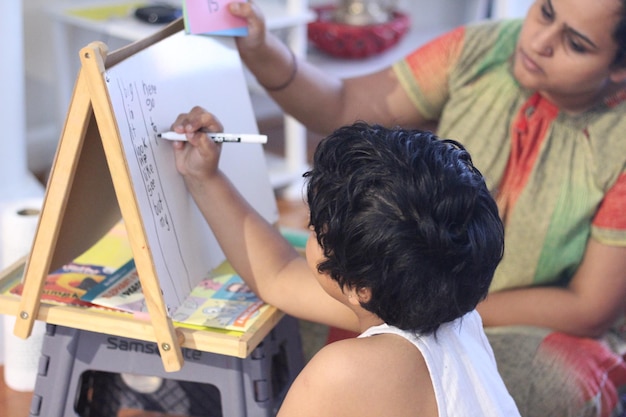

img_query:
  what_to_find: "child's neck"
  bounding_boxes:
[357,312,385,333]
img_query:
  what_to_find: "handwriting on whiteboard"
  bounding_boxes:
[112,75,190,304]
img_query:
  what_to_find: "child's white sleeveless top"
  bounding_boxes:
[358,310,521,417]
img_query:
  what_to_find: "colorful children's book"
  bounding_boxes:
[9,221,133,307]
[80,260,268,332]
[80,259,147,313]
[182,0,249,37]
[171,273,268,331]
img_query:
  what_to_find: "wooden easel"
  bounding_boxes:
[10,18,282,372]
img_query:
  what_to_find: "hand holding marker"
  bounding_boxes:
[158,131,267,144]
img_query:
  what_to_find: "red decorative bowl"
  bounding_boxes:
[308,5,411,59]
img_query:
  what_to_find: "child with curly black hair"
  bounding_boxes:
[171,107,519,417]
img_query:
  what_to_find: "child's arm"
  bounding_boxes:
[171,107,359,331]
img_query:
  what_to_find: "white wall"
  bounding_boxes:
[23,0,62,176]
[0,1,44,200]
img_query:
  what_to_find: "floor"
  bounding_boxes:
[0,368,32,417]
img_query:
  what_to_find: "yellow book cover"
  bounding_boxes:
[10,221,133,307]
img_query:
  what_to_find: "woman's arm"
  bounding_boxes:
[171,108,359,330]
[478,238,626,337]
[228,2,425,135]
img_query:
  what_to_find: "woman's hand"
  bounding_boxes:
[228,2,268,55]
[171,106,224,192]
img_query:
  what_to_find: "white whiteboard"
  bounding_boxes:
[104,31,278,311]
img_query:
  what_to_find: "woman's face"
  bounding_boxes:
[513,0,626,110]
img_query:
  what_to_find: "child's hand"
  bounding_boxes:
[228,2,267,54]
[171,106,224,190]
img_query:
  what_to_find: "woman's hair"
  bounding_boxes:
[304,122,504,334]
[612,0,626,67]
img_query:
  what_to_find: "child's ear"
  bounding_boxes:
[346,286,372,305]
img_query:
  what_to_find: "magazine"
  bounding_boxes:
[80,259,146,313]
[9,215,269,331]
[81,261,268,332]
[9,221,133,307]
[171,273,268,332]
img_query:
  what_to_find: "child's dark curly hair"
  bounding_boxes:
[304,122,504,334]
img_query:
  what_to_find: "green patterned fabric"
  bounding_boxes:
[394,19,626,293]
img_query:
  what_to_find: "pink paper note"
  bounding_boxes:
[184,0,248,36]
